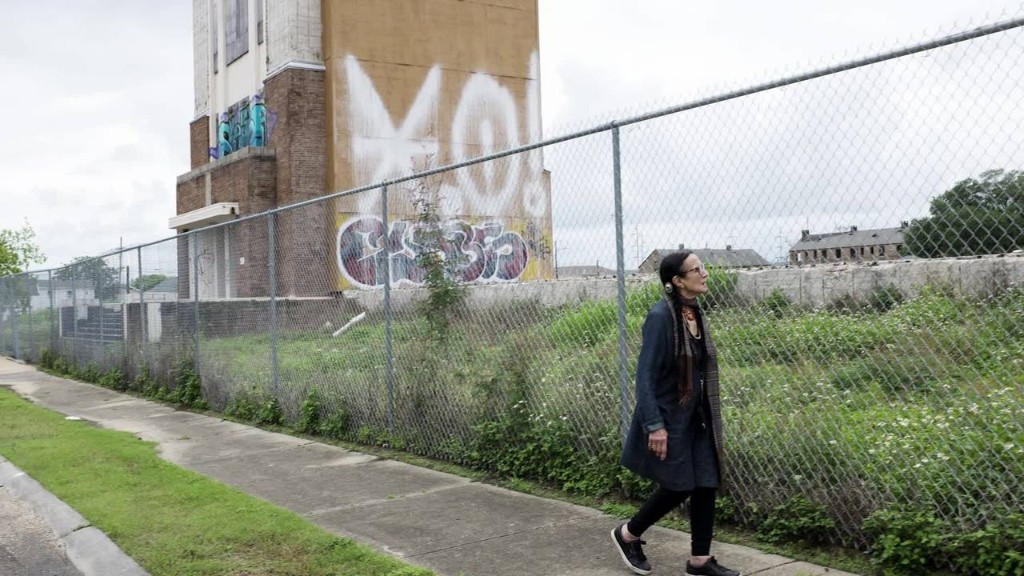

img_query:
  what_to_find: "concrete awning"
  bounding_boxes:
[169,202,239,231]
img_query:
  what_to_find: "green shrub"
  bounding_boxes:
[759,289,793,318]
[548,282,662,348]
[757,495,835,545]
[548,299,617,347]
[862,507,946,575]
[39,348,58,370]
[167,365,207,410]
[868,284,904,312]
[296,389,322,434]
[97,369,126,391]
[226,387,282,426]
[75,363,101,383]
[318,411,350,440]
[951,513,1024,576]
[700,266,740,309]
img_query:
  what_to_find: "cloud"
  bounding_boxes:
[0,0,191,270]
[4,0,1024,275]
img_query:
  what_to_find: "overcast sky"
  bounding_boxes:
[2,0,1023,271]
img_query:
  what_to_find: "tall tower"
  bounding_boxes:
[173,0,552,298]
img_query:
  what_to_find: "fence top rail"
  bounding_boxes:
[6,14,1024,280]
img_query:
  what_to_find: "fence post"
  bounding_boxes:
[268,213,279,395]
[0,279,7,356]
[382,185,395,435]
[612,126,630,442]
[99,265,106,346]
[192,232,201,377]
[27,276,33,360]
[48,270,56,352]
[71,265,78,364]
[137,248,147,365]
[11,276,21,361]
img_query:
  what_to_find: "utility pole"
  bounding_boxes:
[632,225,643,267]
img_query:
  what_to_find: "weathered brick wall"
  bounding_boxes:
[175,149,278,298]
[189,116,209,170]
[176,175,205,215]
[264,67,331,297]
[142,296,363,340]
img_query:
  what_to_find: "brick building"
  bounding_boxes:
[172,0,552,299]
[788,224,907,265]
[639,245,771,274]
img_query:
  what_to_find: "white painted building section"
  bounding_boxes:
[188,229,235,299]
[196,0,311,145]
[266,0,322,74]
[193,0,210,117]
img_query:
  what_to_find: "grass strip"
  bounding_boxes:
[0,388,432,576]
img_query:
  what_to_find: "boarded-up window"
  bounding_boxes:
[256,0,264,44]
[226,0,249,64]
[212,0,219,73]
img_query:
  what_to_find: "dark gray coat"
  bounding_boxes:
[620,297,725,491]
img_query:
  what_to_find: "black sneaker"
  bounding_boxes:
[610,524,652,575]
[686,556,741,576]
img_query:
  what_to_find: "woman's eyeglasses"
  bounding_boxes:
[678,263,707,277]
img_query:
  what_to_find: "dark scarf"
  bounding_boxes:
[664,294,717,406]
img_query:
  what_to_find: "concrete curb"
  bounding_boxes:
[0,456,149,576]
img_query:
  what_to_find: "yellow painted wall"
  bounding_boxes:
[323,0,552,289]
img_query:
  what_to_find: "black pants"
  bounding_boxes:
[626,486,716,556]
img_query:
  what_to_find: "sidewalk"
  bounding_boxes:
[0,357,861,576]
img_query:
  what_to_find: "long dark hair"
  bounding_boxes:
[658,250,693,305]
[658,250,698,404]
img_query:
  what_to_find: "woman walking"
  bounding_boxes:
[610,250,740,576]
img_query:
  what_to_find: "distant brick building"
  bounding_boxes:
[639,245,771,274]
[173,0,552,299]
[788,224,907,265]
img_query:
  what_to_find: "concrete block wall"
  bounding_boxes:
[735,254,1024,307]
[143,254,1024,345]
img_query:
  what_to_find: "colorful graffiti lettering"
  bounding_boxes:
[336,217,530,288]
[209,93,277,160]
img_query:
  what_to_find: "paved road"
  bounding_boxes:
[0,484,83,576]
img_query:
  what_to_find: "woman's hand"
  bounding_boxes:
[647,429,668,461]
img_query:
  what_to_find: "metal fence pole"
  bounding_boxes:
[0,279,7,356]
[72,266,78,364]
[382,185,395,435]
[99,268,105,346]
[612,126,630,441]
[48,270,56,352]
[137,248,147,366]
[268,214,279,395]
[2,280,9,357]
[27,277,33,360]
[192,232,200,377]
[11,276,21,361]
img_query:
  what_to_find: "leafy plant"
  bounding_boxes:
[757,495,835,545]
[759,288,793,318]
[862,507,946,575]
[700,265,740,309]
[98,369,127,391]
[297,389,323,434]
[412,188,465,342]
[868,284,904,312]
[950,513,1024,576]
[226,387,282,426]
[167,364,207,410]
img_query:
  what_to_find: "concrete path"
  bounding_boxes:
[0,357,862,576]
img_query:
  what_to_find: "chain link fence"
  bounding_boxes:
[3,13,1024,567]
